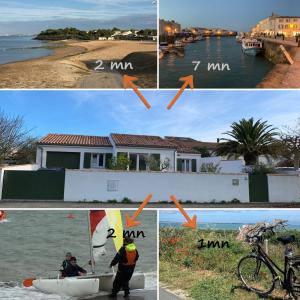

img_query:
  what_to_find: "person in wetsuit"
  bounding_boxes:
[59,252,72,277]
[64,256,87,277]
[109,237,139,298]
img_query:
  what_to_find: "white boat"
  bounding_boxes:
[32,272,145,297]
[30,210,145,297]
[242,38,263,56]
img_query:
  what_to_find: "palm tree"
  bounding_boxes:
[215,118,279,165]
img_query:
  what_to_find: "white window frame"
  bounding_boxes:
[91,153,106,168]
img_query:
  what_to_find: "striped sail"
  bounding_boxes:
[106,210,123,251]
[89,210,109,261]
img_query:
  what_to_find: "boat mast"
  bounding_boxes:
[87,211,96,274]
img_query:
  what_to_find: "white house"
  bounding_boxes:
[36,133,223,172]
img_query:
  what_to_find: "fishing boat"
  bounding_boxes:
[159,42,169,52]
[241,38,263,56]
[27,210,145,297]
[173,40,184,49]
[194,35,205,41]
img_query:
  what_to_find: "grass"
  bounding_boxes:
[160,227,300,299]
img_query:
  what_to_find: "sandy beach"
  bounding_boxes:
[0,40,156,88]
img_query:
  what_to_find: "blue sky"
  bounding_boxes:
[160,0,300,31]
[0,0,156,34]
[0,90,299,141]
[159,210,300,225]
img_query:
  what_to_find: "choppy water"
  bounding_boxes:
[159,36,274,88]
[0,211,157,299]
[0,36,53,64]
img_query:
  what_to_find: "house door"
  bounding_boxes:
[249,174,269,202]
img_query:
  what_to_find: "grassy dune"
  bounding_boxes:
[160,227,300,299]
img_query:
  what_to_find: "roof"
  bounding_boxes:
[38,134,112,147]
[165,136,218,154]
[111,133,176,149]
[38,133,218,153]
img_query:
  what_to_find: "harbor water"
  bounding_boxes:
[159,36,274,88]
[0,36,53,65]
[0,211,157,299]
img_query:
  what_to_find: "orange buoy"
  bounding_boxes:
[66,213,75,219]
[0,210,7,221]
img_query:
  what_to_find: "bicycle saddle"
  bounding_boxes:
[277,235,295,245]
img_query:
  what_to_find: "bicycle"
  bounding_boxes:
[237,219,300,299]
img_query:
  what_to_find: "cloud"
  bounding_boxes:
[70,90,300,142]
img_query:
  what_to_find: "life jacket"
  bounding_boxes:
[122,243,137,266]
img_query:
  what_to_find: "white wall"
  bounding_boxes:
[199,157,245,173]
[268,174,300,202]
[64,170,250,202]
[0,164,39,200]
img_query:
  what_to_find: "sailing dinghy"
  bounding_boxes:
[31,210,145,296]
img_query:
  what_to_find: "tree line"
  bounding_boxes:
[35,27,157,41]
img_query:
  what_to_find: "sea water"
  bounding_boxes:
[0,35,53,65]
[159,36,274,88]
[0,211,157,299]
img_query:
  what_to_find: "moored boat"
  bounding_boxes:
[242,38,263,56]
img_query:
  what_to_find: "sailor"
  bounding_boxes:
[109,237,139,298]
[59,252,72,277]
[64,256,87,277]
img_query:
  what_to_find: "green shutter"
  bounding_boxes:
[177,159,182,172]
[84,153,91,168]
[192,159,197,172]
[105,153,112,168]
[46,152,80,169]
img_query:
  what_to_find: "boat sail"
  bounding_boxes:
[30,210,145,297]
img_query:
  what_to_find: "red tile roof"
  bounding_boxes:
[165,136,218,154]
[111,133,176,149]
[38,134,111,147]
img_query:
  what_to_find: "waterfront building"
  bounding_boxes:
[159,19,181,36]
[251,13,300,37]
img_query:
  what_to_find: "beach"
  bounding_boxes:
[0,40,157,89]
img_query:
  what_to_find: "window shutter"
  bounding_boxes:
[84,153,91,168]
[105,153,113,168]
[177,159,182,172]
[192,159,197,172]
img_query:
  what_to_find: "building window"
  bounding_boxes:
[91,153,105,168]
[177,159,197,172]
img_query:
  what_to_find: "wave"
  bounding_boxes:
[0,219,10,223]
[0,282,72,300]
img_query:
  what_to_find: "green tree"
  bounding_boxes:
[107,154,131,170]
[215,118,279,165]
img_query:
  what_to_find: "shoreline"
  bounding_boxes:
[0,40,156,88]
[257,46,300,88]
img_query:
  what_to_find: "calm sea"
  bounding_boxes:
[0,35,53,65]
[160,221,300,230]
[159,36,274,88]
[0,211,157,299]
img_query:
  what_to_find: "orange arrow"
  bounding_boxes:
[167,75,194,110]
[123,75,151,109]
[125,194,153,228]
[169,195,197,229]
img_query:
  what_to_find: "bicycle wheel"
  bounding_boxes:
[238,255,275,296]
[288,261,300,299]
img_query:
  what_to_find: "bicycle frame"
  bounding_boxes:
[254,242,289,288]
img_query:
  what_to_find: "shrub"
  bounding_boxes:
[121,197,132,204]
